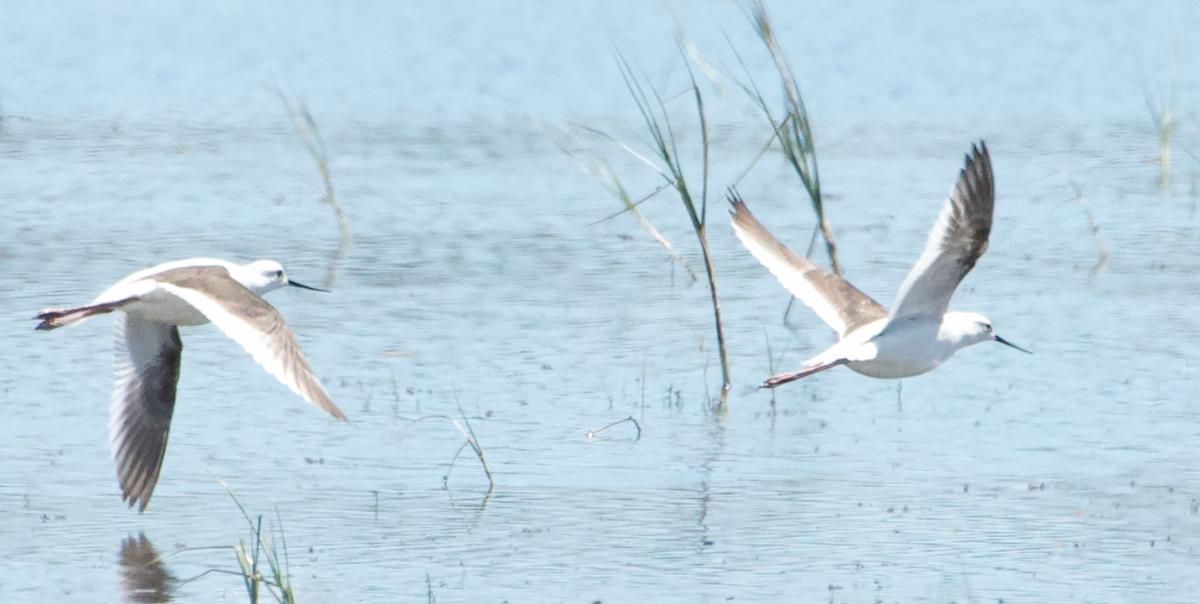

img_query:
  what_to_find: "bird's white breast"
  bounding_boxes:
[114,285,211,326]
[845,317,958,379]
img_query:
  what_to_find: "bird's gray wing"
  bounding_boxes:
[886,142,994,326]
[730,194,887,338]
[152,267,347,421]
[109,314,182,512]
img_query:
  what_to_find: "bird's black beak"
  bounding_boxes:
[288,280,328,293]
[993,335,1031,354]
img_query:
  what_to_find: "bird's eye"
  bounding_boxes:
[274,270,284,277]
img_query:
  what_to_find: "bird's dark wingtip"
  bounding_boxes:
[124,494,148,513]
[726,187,745,212]
[967,140,988,164]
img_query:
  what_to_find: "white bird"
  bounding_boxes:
[730,141,1029,388]
[35,258,347,511]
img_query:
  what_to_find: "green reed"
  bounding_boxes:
[612,43,732,409]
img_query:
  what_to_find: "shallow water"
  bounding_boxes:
[3,1,1200,602]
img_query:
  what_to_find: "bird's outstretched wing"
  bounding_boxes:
[109,314,182,512]
[886,142,994,326]
[153,267,347,421]
[730,193,887,339]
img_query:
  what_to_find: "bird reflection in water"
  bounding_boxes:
[118,533,175,603]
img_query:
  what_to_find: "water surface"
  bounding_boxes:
[3,2,1200,602]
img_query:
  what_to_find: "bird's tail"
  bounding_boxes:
[35,300,127,331]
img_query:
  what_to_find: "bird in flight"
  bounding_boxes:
[36,258,347,511]
[730,141,1029,388]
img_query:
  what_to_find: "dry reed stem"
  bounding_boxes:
[274,88,352,286]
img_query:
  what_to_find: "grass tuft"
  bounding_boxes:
[214,475,297,604]
[168,478,314,603]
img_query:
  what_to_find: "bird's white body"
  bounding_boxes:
[89,258,284,326]
[730,142,1028,388]
[830,311,995,379]
[36,257,344,511]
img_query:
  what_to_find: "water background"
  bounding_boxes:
[3,1,1200,602]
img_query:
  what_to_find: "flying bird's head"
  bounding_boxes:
[235,260,327,296]
[944,311,1030,354]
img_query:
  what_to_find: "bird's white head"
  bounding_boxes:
[232,260,326,296]
[943,311,1030,354]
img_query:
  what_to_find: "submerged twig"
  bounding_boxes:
[585,416,643,440]
[273,86,352,286]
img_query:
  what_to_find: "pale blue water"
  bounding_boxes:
[3,1,1200,602]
